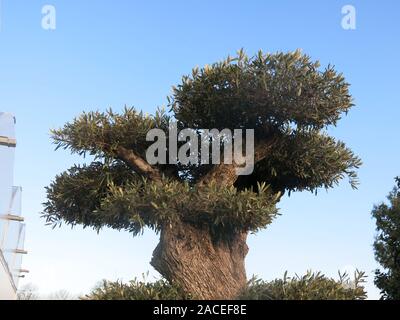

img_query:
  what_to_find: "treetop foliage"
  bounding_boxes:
[173,49,353,132]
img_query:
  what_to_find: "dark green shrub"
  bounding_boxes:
[84,275,190,300]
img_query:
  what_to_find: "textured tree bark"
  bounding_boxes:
[151,220,249,300]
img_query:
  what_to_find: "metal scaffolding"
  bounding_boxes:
[0,112,27,300]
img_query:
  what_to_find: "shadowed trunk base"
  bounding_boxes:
[151,221,248,300]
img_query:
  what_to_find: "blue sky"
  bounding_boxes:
[1,0,399,298]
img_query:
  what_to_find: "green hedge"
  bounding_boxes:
[84,271,367,300]
[239,271,367,300]
[84,275,189,300]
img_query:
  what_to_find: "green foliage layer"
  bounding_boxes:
[45,170,279,235]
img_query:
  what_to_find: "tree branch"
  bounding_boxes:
[197,136,278,187]
[115,146,163,182]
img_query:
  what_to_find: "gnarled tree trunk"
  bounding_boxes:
[151,220,248,300]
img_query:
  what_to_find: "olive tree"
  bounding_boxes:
[43,50,361,299]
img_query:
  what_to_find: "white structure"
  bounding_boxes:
[0,112,27,300]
